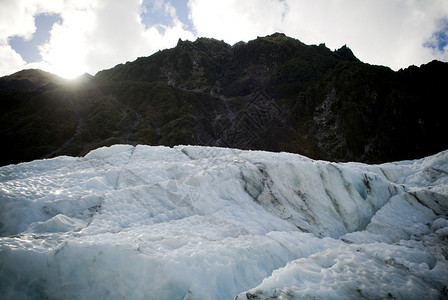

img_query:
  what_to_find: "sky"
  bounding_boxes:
[1,0,447,78]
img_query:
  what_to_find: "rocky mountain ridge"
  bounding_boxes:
[0,33,447,166]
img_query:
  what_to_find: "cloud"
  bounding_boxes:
[424,18,448,62]
[188,0,288,44]
[41,0,195,77]
[281,0,448,69]
[0,0,62,75]
[0,0,195,78]
[0,0,61,43]
[188,0,448,70]
[0,44,27,76]
[1,0,448,77]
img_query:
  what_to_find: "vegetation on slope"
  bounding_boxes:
[1,33,447,166]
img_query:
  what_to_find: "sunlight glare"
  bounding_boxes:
[42,37,87,79]
[39,12,90,79]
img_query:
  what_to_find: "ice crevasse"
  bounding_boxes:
[0,144,447,299]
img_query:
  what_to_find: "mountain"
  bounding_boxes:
[1,145,447,299]
[1,33,447,166]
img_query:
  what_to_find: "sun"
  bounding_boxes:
[47,64,86,79]
[39,23,88,79]
[50,59,86,79]
[43,43,87,79]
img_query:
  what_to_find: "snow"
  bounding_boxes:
[0,144,447,299]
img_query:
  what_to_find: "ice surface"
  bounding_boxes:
[1,145,447,299]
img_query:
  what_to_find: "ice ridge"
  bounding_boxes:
[0,145,447,299]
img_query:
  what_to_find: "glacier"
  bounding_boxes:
[0,144,447,299]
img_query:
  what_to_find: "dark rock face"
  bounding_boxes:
[1,33,447,166]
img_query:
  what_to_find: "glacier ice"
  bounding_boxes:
[0,145,447,299]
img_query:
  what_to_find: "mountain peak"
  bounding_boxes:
[334,44,359,61]
[0,68,65,92]
[1,34,447,166]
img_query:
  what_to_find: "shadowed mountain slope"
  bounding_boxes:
[0,33,447,166]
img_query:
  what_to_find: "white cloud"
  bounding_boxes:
[188,0,448,70]
[0,0,60,76]
[41,0,195,77]
[1,0,447,77]
[0,44,27,76]
[37,8,92,78]
[188,0,288,44]
[281,0,448,69]
[0,0,195,78]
